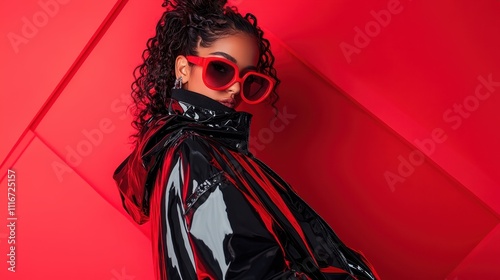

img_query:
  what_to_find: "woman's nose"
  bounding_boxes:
[227,81,241,96]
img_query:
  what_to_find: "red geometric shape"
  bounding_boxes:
[446,224,500,279]
[0,136,154,279]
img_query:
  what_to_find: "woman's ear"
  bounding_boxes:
[175,55,191,85]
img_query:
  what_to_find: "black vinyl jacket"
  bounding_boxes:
[113,88,380,280]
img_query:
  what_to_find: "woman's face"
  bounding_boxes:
[178,32,259,109]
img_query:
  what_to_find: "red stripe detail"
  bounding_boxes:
[350,248,382,280]
[210,149,290,270]
[319,266,349,274]
[149,150,176,280]
[244,153,321,268]
[185,227,216,280]
[213,147,322,271]
[181,154,191,211]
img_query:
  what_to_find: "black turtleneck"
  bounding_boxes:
[171,88,236,113]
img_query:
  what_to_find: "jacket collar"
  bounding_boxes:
[169,88,236,116]
[166,88,252,154]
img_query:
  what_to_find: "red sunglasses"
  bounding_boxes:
[186,55,275,104]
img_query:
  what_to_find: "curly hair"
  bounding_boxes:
[128,0,281,145]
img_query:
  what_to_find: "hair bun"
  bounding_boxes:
[163,0,227,16]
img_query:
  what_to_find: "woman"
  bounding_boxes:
[113,0,380,279]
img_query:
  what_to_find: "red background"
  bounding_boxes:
[1,0,499,279]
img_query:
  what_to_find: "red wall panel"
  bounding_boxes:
[0,0,117,167]
[0,137,154,280]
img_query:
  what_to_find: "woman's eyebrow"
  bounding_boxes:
[209,51,236,63]
[209,51,257,71]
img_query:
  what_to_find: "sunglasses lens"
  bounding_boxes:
[206,60,235,88]
[243,74,271,101]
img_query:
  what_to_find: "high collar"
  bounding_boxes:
[166,88,253,154]
[170,88,236,115]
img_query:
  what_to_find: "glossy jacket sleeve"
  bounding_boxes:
[157,135,302,280]
[113,144,151,225]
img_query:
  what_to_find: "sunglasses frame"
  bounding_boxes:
[186,55,275,104]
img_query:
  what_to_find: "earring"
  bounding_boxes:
[173,76,183,89]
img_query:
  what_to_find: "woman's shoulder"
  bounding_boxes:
[142,115,214,154]
[173,130,217,155]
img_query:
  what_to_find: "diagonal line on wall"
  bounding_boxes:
[444,222,500,279]
[0,0,130,174]
[261,26,500,221]
[32,130,150,239]
[0,130,36,180]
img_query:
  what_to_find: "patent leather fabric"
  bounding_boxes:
[113,88,380,280]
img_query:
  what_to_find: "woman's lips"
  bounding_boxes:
[220,99,236,108]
